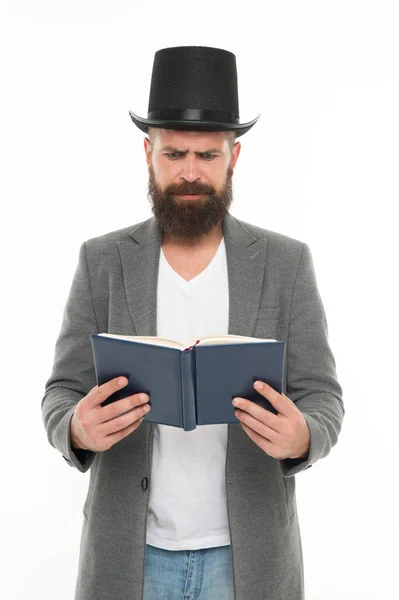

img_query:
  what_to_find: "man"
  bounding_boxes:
[42,46,344,600]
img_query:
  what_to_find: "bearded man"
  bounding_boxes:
[42,46,344,600]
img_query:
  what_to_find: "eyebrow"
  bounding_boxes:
[160,146,223,155]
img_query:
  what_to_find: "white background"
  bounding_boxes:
[1,1,398,598]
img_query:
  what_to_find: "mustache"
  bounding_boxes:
[165,182,215,195]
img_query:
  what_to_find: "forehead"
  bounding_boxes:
[152,128,228,151]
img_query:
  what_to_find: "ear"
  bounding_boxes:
[231,141,241,169]
[144,137,151,167]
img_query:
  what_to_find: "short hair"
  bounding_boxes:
[148,127,236,152]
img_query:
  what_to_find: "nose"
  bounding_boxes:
[180,154,200,183]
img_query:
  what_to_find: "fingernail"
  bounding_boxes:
[254,381,263,390]
[118,377,127,386]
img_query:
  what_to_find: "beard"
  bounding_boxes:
[147,163,234,240]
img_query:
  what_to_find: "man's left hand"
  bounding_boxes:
[232,380,310,460]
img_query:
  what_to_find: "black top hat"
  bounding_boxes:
[129,46,260,138]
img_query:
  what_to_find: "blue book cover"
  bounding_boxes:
[90,334,285,431]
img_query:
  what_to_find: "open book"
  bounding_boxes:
[91,333,285,431]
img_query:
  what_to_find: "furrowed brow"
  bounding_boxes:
[160,146,223,155]
[160,146,186,153]
[198,148,223,155]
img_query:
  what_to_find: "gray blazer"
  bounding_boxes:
[41,212,344,600]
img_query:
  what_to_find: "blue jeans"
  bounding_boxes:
[143,544,235,600]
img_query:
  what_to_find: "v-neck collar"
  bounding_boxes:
[160,237,225,288]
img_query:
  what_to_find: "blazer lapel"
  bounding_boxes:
[117,212,268,339]
[117,217,161,337]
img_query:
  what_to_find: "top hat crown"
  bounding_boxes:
[129,46,260,138]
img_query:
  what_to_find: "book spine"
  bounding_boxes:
[180,348,197,431]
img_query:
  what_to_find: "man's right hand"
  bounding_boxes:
[70,377,151,452]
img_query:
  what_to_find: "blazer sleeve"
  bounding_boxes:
[41,242,99,473]
[279,242,345,477]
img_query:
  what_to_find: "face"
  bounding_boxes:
[144,129,241,241]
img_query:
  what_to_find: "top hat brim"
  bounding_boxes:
[129,110,260,138]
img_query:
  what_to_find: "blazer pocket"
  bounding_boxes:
[254,307,280,339]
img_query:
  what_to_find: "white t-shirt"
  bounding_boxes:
[145,236,231,551]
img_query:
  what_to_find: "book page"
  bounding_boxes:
[97,333,276,350]
[97,333,185,350]
[194,334,276,346]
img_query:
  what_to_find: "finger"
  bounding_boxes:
[235,409,279,442]
[97,392,150,425]
[87,376,129,409]
[233,396,281,433]
[240,421,275,456]
[253,381,295,417]
[102,417,145,449]
[97,403,151,437]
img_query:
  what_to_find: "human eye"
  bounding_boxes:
[165,152,183,159]
[201,153,217,161]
